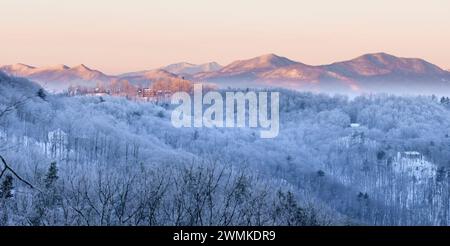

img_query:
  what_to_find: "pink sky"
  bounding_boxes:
[0,0,449,74]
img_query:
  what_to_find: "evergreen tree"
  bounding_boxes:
[193,130,199,140]
[317,170,325,177]
[37,88,47,101]
[0,175,14,199]
[275,190,317,225]
[441,97,450,105]
[44,162,58,189]
[436,167,447,183]
[377,150,386,161]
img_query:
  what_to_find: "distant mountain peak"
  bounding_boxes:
[219,53,298,74]
[163,62,197,71]
[352,52,429,64]
[359,52,394,58]
[72,64,92,71]
[168,62,196,67]
[206,61,221,66]
[354,52,424,65]
[325,52,446,77]
[43,64,70,70]
[0,63,36,76]
[11,63,35,69]
[259,53,282,60]
[163,61,222,75]
[144,69,178,77]
[249,53,297,66]
[198,62,222,70]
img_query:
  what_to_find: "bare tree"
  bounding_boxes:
[0,155,34,189]
[0,95,37,190]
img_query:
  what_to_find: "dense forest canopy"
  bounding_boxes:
[1,72,449,225]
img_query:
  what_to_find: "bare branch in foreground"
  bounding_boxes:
[0,155,34,189]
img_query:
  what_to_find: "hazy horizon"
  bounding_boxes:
[1,0,449,74]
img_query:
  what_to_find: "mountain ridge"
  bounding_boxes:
[2,53,450,94]
[193,52,450,94]
[163,62,222,75]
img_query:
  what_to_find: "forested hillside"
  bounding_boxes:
[1,72,449,225]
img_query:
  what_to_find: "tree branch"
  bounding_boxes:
[0,154,34,189]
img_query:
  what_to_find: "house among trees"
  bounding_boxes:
[92,87,110,97]
[67,86,110,97]
[137,88,172,102]
[138,88,156,98]
[142,88,155,98]
[66,78,191,102]
[399,151,423,160]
